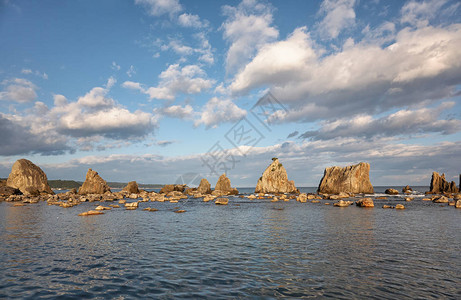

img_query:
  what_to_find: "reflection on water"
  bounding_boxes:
[0,198,460,299]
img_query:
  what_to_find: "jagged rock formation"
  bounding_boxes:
[122,181,140,194]
[213,174,238,195]
[318,162,374,194]
[255,158,298,194]
[6,159,54,195]
[429,172,458,194]
[78,169,111,195]
[197,178,211,194]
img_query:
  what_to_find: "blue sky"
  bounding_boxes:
[1,0,460,187]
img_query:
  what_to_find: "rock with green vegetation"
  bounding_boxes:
[255,158,298,194]
[78,169,111,195]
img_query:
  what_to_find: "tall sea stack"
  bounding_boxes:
[6,159,54,195]
[318,162,374,194]
[255,158,298,193]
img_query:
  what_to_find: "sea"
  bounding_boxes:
[1,186,460,299]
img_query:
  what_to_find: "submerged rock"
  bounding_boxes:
[254,158,298,194]
[317,162,374,194]
[429,172,459,194]
[334,200,353,207]
[78,210,104,216]
[78,169,111,195]
[402,185,413,193]
[6,159,54,195]
[214,174,238,195]
[122,181,140,194]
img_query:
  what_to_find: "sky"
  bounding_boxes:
[0,0,460,187]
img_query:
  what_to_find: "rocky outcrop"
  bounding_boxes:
[317,162,374,194]
[254,158,298,194]
[6,159,54,195]
[197,178,211,194]
[213,174,238,195]
[0,186,22,196]
[122,181,140,194]
[78,169,111,195]
[429,172,458,194]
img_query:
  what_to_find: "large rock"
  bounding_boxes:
[254,158,298,194]
[317,162,374,194]
[429,172,458,194]
[78,169,111,195]
[385,188,399,195]
[214,174,238,195]
[197,178,211,194]
[159,184,186,194]
[0,186,22,196]
[122,181,140,194]
[6,159,54,195]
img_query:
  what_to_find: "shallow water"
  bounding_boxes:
[1,188,460,299]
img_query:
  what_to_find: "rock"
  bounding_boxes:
[395,204,405,209]
[214,174,238,195]
[317,162,374,194]
[429,172,459,194]
[356,198,374,207]
[122,181,140,194]
[247,194,257,200]
[297,193,308,203]
[78,210,104,216]
[109,204,120,208]
[254,158,298,194]
[0,186,22,196]
[215,197,229,205]
[385,188,399,195]
[402,185,413,193]
[95,205,112,210]
[334,200,353,207]
[174,210,186,213]
[160,184,187,194]
[382,205,393,209]
[203,195,215,202]
[143,207,158,212]
[455,200,461,208]
[78,169,111,195]
[433,196,449,203]
[197,178,212,194]
[125,202,138,210]
[6,159,54,195]
[405,197,413,202]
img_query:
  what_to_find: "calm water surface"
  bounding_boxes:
[0,187,460,299]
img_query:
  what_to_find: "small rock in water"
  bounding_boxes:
[78,210,104,216]
[125,202,139,210]
[395,204,405,209]
[455,200,461,208]
[432,196,449,203]
[385,188,399,195]
[95,205,111,210]
[382,205,393,209]
[174,209,186,213]
[143,207,159,212]
[13,203,25,206]
[356,198,374,207]
[215,198,229,205]
[109,204,120,208]
[375,196,387,200]
[405,197,413,202]
[334,200,352,207]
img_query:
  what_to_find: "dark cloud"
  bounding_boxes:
[287,131,299,138]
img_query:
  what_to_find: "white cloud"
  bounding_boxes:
[135,0,182,17]
[21,68,48,79]
[160,104,194,119]
[317,0,356,39]
[126,65,136,77]
[111,61,121,71]
[194,97,247,128]
[221,0,279,73]
[123,64,214,100]
[0,78,37,103]
[159,33,214,64]
[401,0,448,27]
[230,23,461,122]
[300,102,461,140]
[178,13,207,28]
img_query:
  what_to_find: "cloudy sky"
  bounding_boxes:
[1,0,460,187]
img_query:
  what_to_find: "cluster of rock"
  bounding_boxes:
[317,162,374,194]
[2,157,460,211]
[428,172,458,194]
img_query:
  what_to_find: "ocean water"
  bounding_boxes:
[1,187,460,299]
